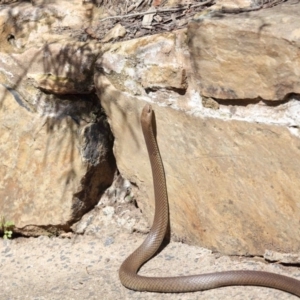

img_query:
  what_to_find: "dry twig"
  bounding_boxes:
[98,0,215,22]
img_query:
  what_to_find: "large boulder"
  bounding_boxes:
[0,84,116,235]
[95,19,300,256]
[188,1,300,100]
[0,0,116,235]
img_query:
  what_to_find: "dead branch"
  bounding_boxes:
[98,0,215,22]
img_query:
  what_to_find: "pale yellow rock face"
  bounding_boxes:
[0,42,99,101]
[94,0,300,257]
[99,31,189,98]
[0,0,115,235]
[188,1,300,100]
[0,85,116,232]
[97,75,300,256]
[0,85,85,227]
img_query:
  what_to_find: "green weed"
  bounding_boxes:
[0,216,15,239]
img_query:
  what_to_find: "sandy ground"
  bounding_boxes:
[1,222,300,300]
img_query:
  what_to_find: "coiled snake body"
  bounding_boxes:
[119,104,300,296]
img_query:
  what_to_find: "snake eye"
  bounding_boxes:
[141,104,153,118]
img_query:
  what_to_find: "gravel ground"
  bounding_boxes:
[1,225,300,300]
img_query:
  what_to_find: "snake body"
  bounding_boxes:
[119,104,300,296]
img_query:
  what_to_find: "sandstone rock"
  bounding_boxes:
[0,84,116,235]
[0,1,102,113]
[0,42,100,102]
[102,24,127,43]
[0,41,102,148]
[188,1,300,100]
[95,24,300,255]
[98,31,189,97]
[0,0,116,236]
[264,249,300,265]
[0,0,96,50]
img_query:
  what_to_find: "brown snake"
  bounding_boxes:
[119,104,300,296]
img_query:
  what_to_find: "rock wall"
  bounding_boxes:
[0,0,299,255]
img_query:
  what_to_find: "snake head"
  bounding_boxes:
[141,103,157,139]
[141,104,153,127]
[141,104,152,119]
